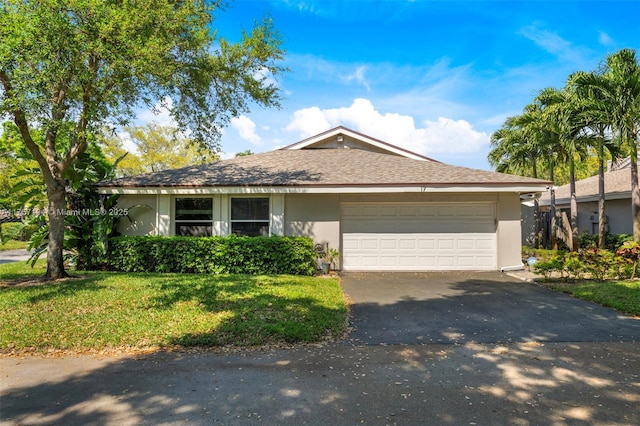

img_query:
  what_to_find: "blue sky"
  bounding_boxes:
[145,0,640,170]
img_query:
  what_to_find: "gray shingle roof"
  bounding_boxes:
[100,148,550,188]
[540,168,636,205]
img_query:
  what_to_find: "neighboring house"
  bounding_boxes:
[538,168,636,236]
[98,126,550,272]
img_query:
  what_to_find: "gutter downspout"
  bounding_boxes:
[500,264,525,272]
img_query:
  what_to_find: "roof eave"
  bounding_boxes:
[99,183,550,195]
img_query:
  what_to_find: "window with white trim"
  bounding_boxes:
[231,197,269,236]
[175,198,213,236]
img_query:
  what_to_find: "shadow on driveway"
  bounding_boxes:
[341,271,640,345]
[2,271,639,425]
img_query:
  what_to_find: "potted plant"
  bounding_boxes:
[320,247,341,275]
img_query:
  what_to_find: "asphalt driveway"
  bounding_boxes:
[341,271,640,345]
[2,271,640,425]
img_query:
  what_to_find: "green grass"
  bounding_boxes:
[0,239,28,251]
[0,261,348,354]
[547,280,640,317]
[0,222,29,250]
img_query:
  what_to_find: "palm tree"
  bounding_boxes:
[489,117,538,175]
[511,102,560,249]
[489,114,544,246]
[536,86,592,251]
[576,49,640,241]
[571,71,621,248]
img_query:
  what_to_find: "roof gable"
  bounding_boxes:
[281,126,437,162]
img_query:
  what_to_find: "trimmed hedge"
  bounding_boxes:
[85,235,318,275]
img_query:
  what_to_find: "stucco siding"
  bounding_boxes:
[285,194,341,250]
[115,191,527,271]
[577,199,632,235]
[497,193,524,270]
[116,195,158,236]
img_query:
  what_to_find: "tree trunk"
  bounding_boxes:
[598,141,606,248]
[532,159,541,248]
[45,180,68,280]
[533,199,541,248]
[632,144,640,242]
[550,166,558,250]
[569,160,578,251]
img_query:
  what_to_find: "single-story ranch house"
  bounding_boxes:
[538,167,636,236]
[98,126,550,272]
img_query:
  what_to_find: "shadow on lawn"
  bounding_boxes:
[1,275,639,425]
[150,274,346,346]
[0,275,106,303]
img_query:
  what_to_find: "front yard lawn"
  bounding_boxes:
[546,280,640,317]
[0,261,348,355]
[0,240,28,251]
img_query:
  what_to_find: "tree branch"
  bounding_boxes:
[0,70,55,184]
[62,55,97,171]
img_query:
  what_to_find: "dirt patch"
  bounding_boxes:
[0,274,89,288]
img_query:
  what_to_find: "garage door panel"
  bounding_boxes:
[342,203,497,271]
[399,206,418,216]
[399,257,417,267]
[343,239,360,251]
[418,256,436,267]
[418,239,436,250]
[437,206,455,216]
[380,256,399,266]
[457,256,475,267]
[477,238,496,250]
[457,239,475,250]
[438,239,455,250]
[360,256,379,267]
[360,206,379,216]
[380,239,397,250]
[438,256,455,268]
[399,239,416,250]
[361,239,379,250]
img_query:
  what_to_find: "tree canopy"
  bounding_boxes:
[100,124,219,177]
[0,0,287,279]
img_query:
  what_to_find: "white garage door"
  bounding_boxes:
[341,203,497,271]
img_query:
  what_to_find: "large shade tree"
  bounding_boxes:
[0,0,286,280]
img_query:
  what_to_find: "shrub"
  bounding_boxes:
[563,252,585,281]
[532,253,566,280]
[577,232,633,251]
[616,241,640,279]
[531,247,629,281]
[522,247,560,262]
[580,247,618,281]
[87,235,318,276]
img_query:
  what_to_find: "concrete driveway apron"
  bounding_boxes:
[341,271,640,345]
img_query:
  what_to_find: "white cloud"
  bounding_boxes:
[231,115,262,145]
[117,130,137,153]
[518,25,585,63]
[598,31,614,46]
[341,66,371,91]
[285,98,489,155]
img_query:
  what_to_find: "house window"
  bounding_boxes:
[175,198,213,236]
[231,197,269,236]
